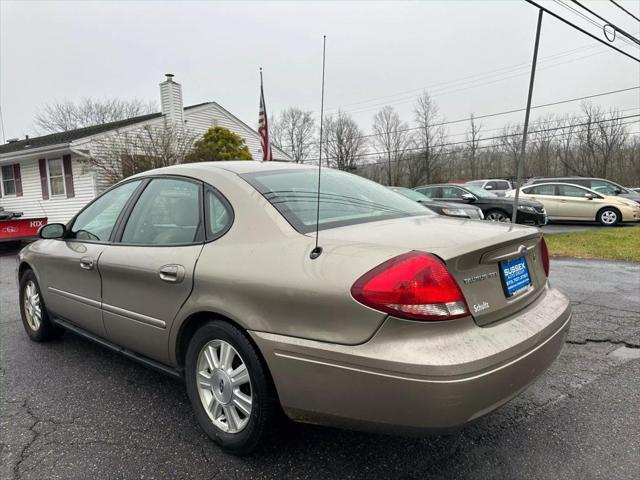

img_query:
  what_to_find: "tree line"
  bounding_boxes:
[270,94,640,187]
[33,95,640,188]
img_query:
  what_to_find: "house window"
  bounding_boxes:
[1,165,16,195]
[47,158,66,197]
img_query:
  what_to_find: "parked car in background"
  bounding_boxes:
[465,179,512,197]
[507,182,640,226]
[630,187,640,194]
[17,161,570,454]
[388,186,484,219]
[415,184,547,225]
[525,177,640,204]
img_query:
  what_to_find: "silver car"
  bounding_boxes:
[18,161,571,454]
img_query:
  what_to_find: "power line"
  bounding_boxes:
[570,0,640,45]
[323,41,604,113]
[524,0,640,62]
[302,114,639,165]
[610,0,640,23]
[340,47,617,116]
[278,85,640,150]
[324,42,616,116]
[554,0,635,48]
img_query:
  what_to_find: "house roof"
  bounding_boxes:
[0,102,211,155]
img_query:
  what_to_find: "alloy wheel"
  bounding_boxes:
[196,339,253,434]
[486,211,511,222]
[600,210,617,225]
[23,280,42,331]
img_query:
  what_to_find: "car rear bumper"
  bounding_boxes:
[251,285,570,435]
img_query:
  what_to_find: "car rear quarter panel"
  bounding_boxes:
[168,169,400,364]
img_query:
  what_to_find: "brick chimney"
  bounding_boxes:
[159,73,184,128]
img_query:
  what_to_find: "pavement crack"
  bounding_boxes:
[12,400,41,480]
[570,300,640,315]
[565,338,640,349]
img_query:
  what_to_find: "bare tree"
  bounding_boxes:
[555,114,578,176]
[372,106,411,185]
[413,91,447,185]
[465,114,482,179]
[499,123,523,179]
[90,124,199,187]
[271,108,316,163]
[35,98,156,134]
[323,110,366,171]
[529,114,557,177]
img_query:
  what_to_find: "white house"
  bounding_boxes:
[0,74,289,224]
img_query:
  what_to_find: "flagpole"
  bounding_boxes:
[258,67,272,162]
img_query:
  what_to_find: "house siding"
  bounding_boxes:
[183,104,288,161]
[0,157,95,224]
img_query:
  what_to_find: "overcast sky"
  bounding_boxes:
[1,0,639,143]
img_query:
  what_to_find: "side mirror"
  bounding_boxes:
[461,193,476,202]
[39,223,66,239]
[484,185,493,190]
[613,188,622,195]
[584,193,595,200]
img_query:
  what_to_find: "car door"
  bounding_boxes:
[438,186,468,203]
[522,184,558,217]
[415,186,440,198]
[97,177,205,363]
[556,184,596,220]
[36,180,144,337]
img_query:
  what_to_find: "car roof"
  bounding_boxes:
[129,160,316,179]
[467,179,509,182]
[522,182,601,193]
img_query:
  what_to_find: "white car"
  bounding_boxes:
[466,179,513,197]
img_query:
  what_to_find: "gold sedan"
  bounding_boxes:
[511,182,640,226]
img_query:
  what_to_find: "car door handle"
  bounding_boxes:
[79,257,94,270]
[159,265,185,283]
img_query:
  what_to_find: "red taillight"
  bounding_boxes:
[540,237,550,277]
[351,252,469,321]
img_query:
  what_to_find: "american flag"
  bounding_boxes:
[258,73,272,162]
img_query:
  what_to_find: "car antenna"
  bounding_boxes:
[310,35,327,260]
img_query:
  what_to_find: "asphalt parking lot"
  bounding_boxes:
[1,244,639,480]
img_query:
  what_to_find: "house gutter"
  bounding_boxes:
[0,143,71,163]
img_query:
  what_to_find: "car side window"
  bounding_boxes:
[417,187,438,197]
[589,180,618,195]
[529,185,555,195]
[441,186,465,199]
[558,185,587,198]
[70,180,142,242]
[120,178,203,245]
[487,181,499,190]
[205,187,233,240]
[496,181,510,190]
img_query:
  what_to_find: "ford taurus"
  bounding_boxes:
[18,161,571,454]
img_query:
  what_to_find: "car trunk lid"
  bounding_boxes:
[318,215,547,326]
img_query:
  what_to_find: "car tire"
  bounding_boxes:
[185,320,278,455]
[485,209,511,223]
[597,207,620,226]
[19,269,63,342]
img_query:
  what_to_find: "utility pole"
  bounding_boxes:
[512,9,543,223]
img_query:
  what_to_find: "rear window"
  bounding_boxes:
[242,169,430,233]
